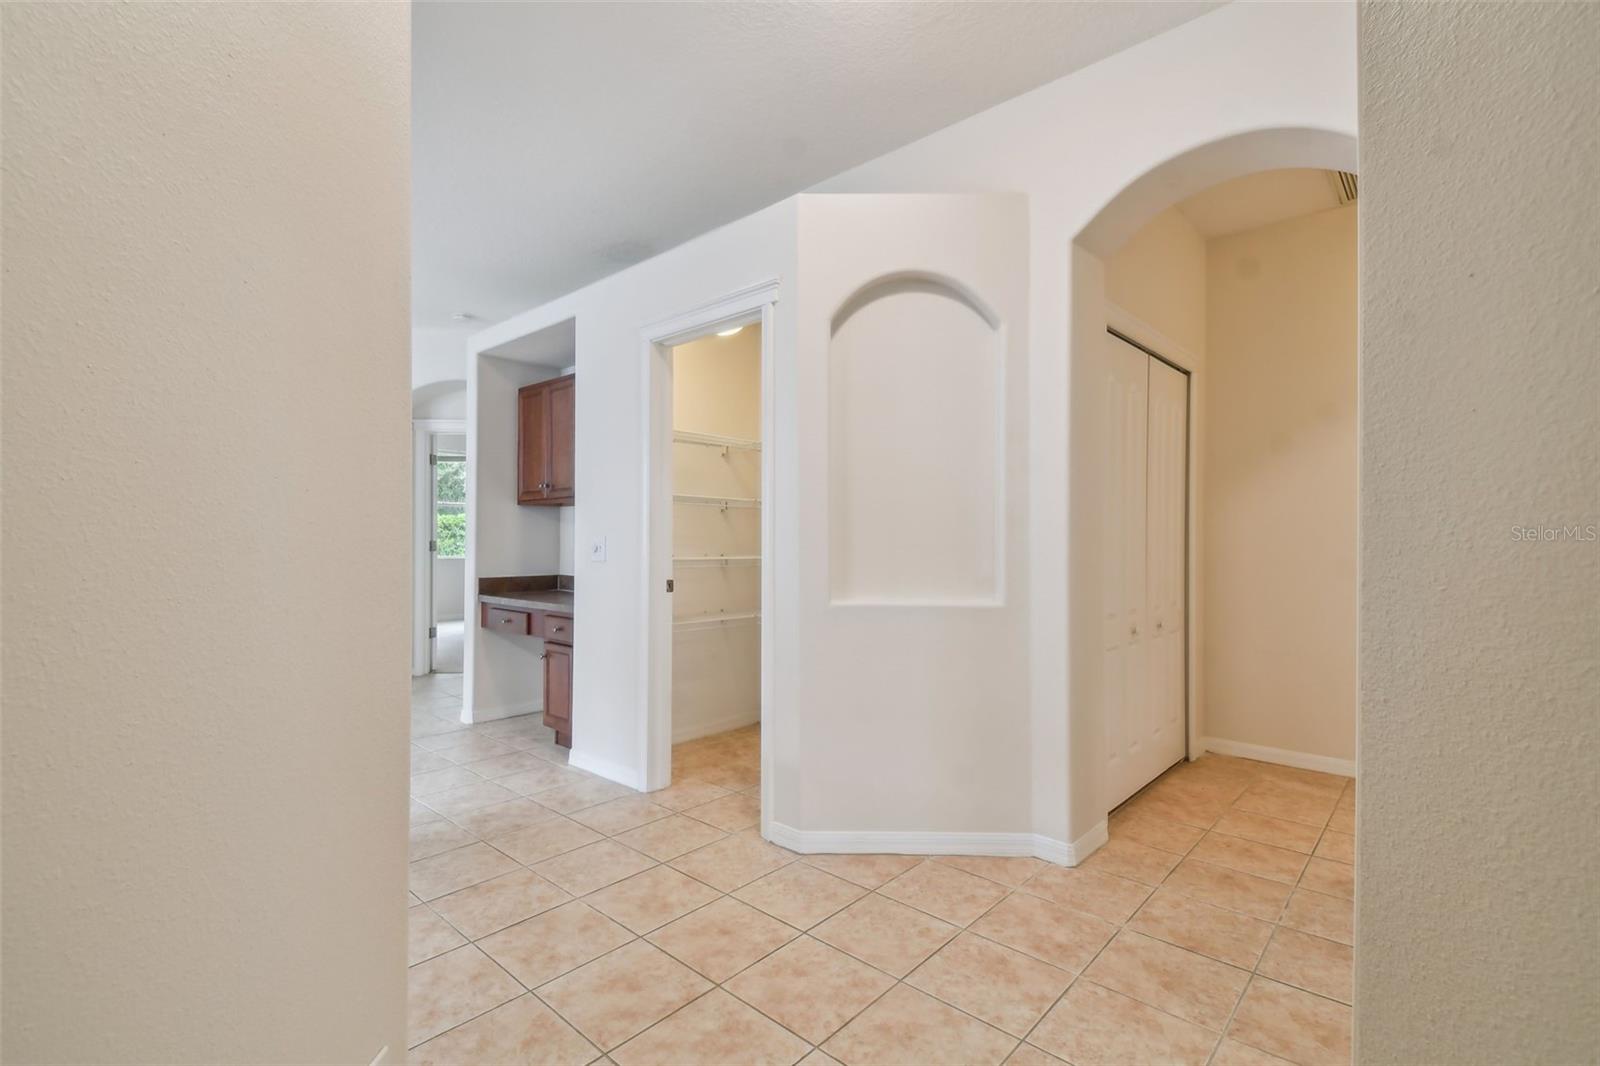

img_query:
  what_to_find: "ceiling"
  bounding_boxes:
[412,1,1220,329]
[1176,168,1349,239]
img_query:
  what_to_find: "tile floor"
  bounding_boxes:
[408,674,1355,1065]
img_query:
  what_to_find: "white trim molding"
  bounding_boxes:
[765,820,1109,868]
[1202,736,1355,778]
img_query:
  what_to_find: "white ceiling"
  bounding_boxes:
[1176,168,1346,239]
[412,1,1219,328]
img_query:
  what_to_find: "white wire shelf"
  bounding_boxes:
[673,555,761,568]
[673,494,760,510]
[674,611,761,633]
[674,430,761,452]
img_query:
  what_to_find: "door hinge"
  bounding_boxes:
[429,539,438,552]
[666,579,674,593]
[427,625,437,638]
[429,453,438,466]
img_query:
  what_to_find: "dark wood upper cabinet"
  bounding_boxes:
[517,376,575,505]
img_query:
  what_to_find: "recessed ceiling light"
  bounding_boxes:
[717,326,743,337]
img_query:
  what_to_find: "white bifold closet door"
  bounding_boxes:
[1105,332,1189,810]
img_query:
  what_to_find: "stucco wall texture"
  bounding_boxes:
[1,4,412,1061]
[1357,3,1599,1062]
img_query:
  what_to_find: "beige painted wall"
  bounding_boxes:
[1358,3,1599,1062]
[1205,204,1356,761]
[1,4,411,1062]
[1105,205,1208,360]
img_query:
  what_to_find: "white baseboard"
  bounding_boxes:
[464,699,539,725]
[1202,736,1355,778]
[765,820,1109,867]
[568,749,645,791]
[672,708,760,744]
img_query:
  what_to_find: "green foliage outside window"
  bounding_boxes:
[435,457,466,558]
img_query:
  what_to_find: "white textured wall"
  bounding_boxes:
[0,4,411,1062]
[1358,3,1599,1061]
[1205,205,1356,762]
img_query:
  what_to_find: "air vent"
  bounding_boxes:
[1329,170,1358,205]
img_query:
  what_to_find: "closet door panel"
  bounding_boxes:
[1145,357,1190,778]
[1104,334,1149,808]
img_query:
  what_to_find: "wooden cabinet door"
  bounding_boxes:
[517,383,550,503]
[542,642,573,746]
[545,376,576,503]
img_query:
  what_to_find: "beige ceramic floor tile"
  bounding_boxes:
[570,796,675,836]
[429,867,573,940]
[967,892,1115,972]
[409,904,466,966]
[799,1052,844,1066]
[932,854,1045,888]
[1227,977,1352,1065]
[1109,810,1206,855]
[906,932,1072,1037]
[534,840,658,896]
[536,940,712,1051]
[534,776,639,815]
[461,751,551,780]
[1083,930,1249,1030]
[610,988,810,1066]
[1210,1037,1297,1065]
[1020,864,1151,924]
[478,901,635,988]
[1325,807,1355,835]
[1001,1044,1066,1065]
[811,893,958,977]
[1314,830,1355,864]
[421,780,521,818]
[496,761,585,797]
[411,749,455,775]
[1190,833,1309,885]
[406,944,524,1048]
[1211,810,1324,854]
[724,936,895,1044]
[409,993,598,1066]
[801,853,923,889]
[821,984,1017,1066]
[411,799,445,826]
[1231,780,1338,827]
[685,791,761,832]
[878,859,1010,926]
[1162,858,1293,921]
[585,865,722,934]
[1257,926,1353,1004]
[1299,857,1354,900]
[449,798,558,840]
[1028,980,1217,1066]
[410,820,478,862]
[1126,885,1274,970]
[734,860,866,929]
[648,779,733,812]
[1080,837,1180,885]
[1120,788,1224,830]
[1280,887,1353,946]
[668,830,794,892]
[411,765,486,797]
[492,815,604,865]
[647,897,799,981]
[429,734,519,764]
[409,841,521,901]
[613,813,727,861]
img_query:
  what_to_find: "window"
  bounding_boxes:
[434,454,465,558]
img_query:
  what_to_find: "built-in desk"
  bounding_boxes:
[478,576,574,747]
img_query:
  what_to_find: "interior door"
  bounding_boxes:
[517,383,548,502]
[1144,356,1189,785]
[1105,334,1150,809]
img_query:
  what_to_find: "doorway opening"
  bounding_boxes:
[429,434,468,673]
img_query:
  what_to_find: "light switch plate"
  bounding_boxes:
[589,537,607,563]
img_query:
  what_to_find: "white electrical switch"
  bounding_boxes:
[589,537,607,563]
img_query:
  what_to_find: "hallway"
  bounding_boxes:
[408,676,1353,1064]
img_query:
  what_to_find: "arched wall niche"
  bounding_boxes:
[828,270,1005,605]
[1062,126,1359,847]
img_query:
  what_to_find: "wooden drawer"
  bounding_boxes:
[539,613,575,644]
[480,605,532,635]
